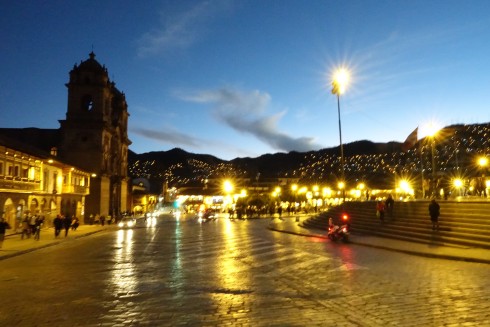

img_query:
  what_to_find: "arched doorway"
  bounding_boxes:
[3,198,16,230]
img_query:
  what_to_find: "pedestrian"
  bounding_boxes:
[29,214,37,236]
[64,215,72,237]
[376,201,385,222]
[428,199,440,231]
[21,215,31,239]
[71,215,79,231]
[33,216,43,241]
[0,217,12,248]
[53,214,63,238]
[385,194,395,218]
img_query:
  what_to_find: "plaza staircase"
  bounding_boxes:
[300,200,490,249]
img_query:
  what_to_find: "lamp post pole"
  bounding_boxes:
[336,92,345,202]
[332,68,349,203]
[431,137,436,198]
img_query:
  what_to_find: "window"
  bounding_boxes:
[81,94,94,111]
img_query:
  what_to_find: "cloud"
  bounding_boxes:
[137,0,231,57]
[131,127,201,147]
[179,87,323,153]
[130,125,258,159]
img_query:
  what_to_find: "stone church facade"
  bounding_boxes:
[60,52,131,219]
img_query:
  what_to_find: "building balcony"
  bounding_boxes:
[0,176,41,191]
[62,184,90,195]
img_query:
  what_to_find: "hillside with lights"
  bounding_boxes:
[128,122,490,193]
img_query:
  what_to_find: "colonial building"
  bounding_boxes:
[0,52,131,222]
[0,134,91,231]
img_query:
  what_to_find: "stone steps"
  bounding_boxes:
[301,200,490,249]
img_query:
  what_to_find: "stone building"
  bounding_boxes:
[0,52,131,222]
[0,134,91,231]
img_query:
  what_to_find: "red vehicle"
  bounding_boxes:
[327,214,350,242]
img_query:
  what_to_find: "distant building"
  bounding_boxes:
[0,52,131,222]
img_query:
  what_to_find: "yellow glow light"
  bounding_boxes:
[223,180,233,193]
[478,157,488,167]
[332,68,350,95]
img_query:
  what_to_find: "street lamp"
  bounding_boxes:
[223,180,234,211]
[427,123,440,198]
[478,156,488,170]
[332,67,350,202]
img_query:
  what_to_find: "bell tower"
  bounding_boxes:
[59,52,131,219]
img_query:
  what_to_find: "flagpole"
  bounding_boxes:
[419,140,424,199]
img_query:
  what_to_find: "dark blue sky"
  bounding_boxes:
[2,0,490,159]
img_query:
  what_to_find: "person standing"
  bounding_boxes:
[21,215,31,239]
[53,214,63,238]
[428,199,440,231]
[385,194,395,218]
[71,215,79,231]
[33,216,44,241]
[0,218,11,248]
[29,214,37,236]
[63,215,72,237]
[376,201,386,222]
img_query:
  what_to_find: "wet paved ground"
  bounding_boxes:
[0,214,489,326]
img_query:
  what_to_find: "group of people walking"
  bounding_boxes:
[375,194,441,230]
[376,194,395,222]
[18,213,79,240]
[53,214,79,238]
[20,214,45,240]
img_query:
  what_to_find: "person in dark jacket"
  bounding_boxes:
[63,215,72,237]
[53,215,63,238]
[0,218,11,248]
[428,199,440,231]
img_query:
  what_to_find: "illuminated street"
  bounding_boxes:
[0,215,489,326]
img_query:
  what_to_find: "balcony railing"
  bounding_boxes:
[0,177,41,191]
[62,184,90,195]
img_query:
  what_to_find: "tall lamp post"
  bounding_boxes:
[478,156,488,197]
[427,124,439,198]
[331,68,350,202]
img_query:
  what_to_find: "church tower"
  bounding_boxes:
[59,52,131,219]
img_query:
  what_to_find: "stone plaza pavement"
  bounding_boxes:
[0,224,111,260]
[268,217,490,264]
[1,217,490,264]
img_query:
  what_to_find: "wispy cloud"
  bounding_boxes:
[131,127,201,147]
[178,87,323,153]
[130,125,256,159]
[137,0,232,57]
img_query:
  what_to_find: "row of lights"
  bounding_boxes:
[329,65,489,199]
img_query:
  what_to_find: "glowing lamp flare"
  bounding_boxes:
[331,68,350,95]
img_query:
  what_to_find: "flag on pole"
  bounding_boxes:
[402,127,418,152]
